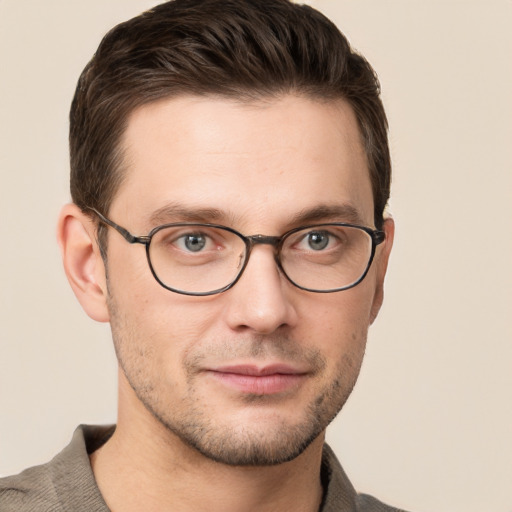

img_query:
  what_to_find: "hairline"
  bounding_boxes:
[93,88,375,256]
[98,88,371,215]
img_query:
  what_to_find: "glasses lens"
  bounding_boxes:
[280,225,374,291]
[148,225,246,294]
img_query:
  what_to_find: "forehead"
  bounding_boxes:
[113,94,374,230]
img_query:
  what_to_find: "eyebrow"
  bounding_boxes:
[147,202,367,230]
[289,204,366,226]
[148,203,231,226]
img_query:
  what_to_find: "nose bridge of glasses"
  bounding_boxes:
[247,234,281,248]
[239,234,284,286]
[243,234,283,272]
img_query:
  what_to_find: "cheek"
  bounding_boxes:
[305,286,375,337]
[298,287,374,377]
[108,271,225,370]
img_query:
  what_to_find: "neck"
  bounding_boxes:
[90,377,325,512]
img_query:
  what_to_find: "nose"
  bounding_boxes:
[222,245,298,334]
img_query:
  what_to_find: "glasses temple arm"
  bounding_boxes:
[86,207,143,244]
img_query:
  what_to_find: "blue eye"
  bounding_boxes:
[181,233,207,252]
[306,231,330,250]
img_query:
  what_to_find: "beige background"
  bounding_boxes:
[1,1,511,511]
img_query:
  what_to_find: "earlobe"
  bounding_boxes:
[57,203,110,323]
[369,217,395,324]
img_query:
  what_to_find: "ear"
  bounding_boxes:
[57,203,110,322]
[369,217,395,324]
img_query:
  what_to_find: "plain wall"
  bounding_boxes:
[1,1,511,511]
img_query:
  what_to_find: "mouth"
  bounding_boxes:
[206,364,308,395]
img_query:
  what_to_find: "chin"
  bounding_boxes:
[173,418,324,467]
[144,388,346,467]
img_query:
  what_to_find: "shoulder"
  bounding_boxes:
[356,493,411,512]
[0,425,114,512]
[321,444,413,512]
[0,462,59,512]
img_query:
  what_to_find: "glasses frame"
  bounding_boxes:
[88,207,385,296]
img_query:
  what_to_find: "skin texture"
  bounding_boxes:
[58,94,393,512]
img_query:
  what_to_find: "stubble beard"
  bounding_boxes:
[156,364,360,467]
[107,294,366,467]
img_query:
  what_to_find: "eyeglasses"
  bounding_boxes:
[89,208,385,296]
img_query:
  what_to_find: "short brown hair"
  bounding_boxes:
[70,0,390,229]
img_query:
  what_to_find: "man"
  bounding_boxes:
[0,0,403,510]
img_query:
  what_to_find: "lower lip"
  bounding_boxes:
[208,372,306,395]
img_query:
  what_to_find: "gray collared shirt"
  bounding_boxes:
[0,425,409,511]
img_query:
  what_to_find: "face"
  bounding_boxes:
[102,94,392,466]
